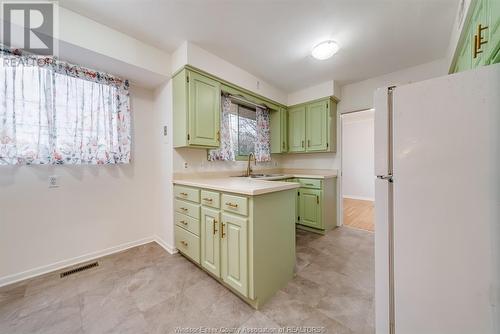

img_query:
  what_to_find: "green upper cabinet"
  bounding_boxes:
[270,107,288,153]
[288,97,337,154]
[173,68,221,148]
[306,100,329,151]
[288,105,306,152]
[452,0,500,73]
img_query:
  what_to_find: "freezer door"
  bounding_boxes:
[391,64,500,334]
[374,87,390,177]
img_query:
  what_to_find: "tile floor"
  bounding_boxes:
[0,227,374,334]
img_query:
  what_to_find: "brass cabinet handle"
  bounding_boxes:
[180,207,188,212]
[203,198,213,202]
[216,130,220,141]
[301,140,305,148]
[180,240,188,247]
[316,195,320,204]
[225,202,238,208]
[221,222,226,238]
[308,140,311,147]
[305,183,314,186]
[213,220,218,235]
[282,141,285,150]
[474,24,488,58]
[179,192,188,196]
[180,220,188,225]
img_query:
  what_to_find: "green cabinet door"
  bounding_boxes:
[201,207,221,277]
[270,108,288,153]
[288,105,306,152]
[188,71,221,147]
[221,213,248,297]
[280,108,288,153]
[298,188,322,230]
[471,0,490,67]
[306,100,329,152]
[488,0,500,64]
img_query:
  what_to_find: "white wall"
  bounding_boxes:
[287,80,341,106]
[341,110,375,201]
[339,58,448,113]
[172,42,288,105]
[152,81,175,249]
[0,86,164,285]
[446,0,474,72]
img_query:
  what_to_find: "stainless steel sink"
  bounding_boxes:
[231,173,287,180]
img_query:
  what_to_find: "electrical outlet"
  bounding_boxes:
[184,162,188,169]
[163,126,168,136]
[48,175,59,188]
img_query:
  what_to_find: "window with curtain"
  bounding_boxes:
[0,47,131,165]
[208,95,271,162]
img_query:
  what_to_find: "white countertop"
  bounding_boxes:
[173,177,300,196]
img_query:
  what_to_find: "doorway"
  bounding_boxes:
[341,109,375,232]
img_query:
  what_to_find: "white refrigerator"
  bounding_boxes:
[374,64,500,334]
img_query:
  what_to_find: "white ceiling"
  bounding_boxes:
[58,0,459,92]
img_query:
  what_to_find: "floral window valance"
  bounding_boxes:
[0,46,131,165]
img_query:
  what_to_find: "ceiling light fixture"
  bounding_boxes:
[311,40,339,60]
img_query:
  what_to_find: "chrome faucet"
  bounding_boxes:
[246,152,256,177]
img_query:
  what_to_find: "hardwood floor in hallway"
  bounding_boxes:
[343,198,375,232]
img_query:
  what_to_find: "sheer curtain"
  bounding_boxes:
[0,48,131,165]
[255,106,271,162]
[208,95,235,161]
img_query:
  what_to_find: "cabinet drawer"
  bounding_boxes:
[201,190,220,209]
[221,194,248,216]
[174,185,200,203]
[175,226,200,264]
[297,178,322,189]
[175,199,200,220]
[175,212,200,236]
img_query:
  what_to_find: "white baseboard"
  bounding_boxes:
[343,195,375,202]
[0,236,178,288]
[154,236,178,255]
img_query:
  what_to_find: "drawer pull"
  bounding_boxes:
[180,240,188,247]
[317,195,320,204]
[179,192,188,196]
[180,220,188,225]
[225,202,238,208]
[305,183,314,186]
[203,198,213,202]
[221,223,226,238]
[213,220,218,235]
[180,207,188,212]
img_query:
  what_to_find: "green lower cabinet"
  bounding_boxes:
[298,188,323,230]
[173,184,296,309]
[201,207,221,277]
[221,213,248,297]
[291,177,338,234]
